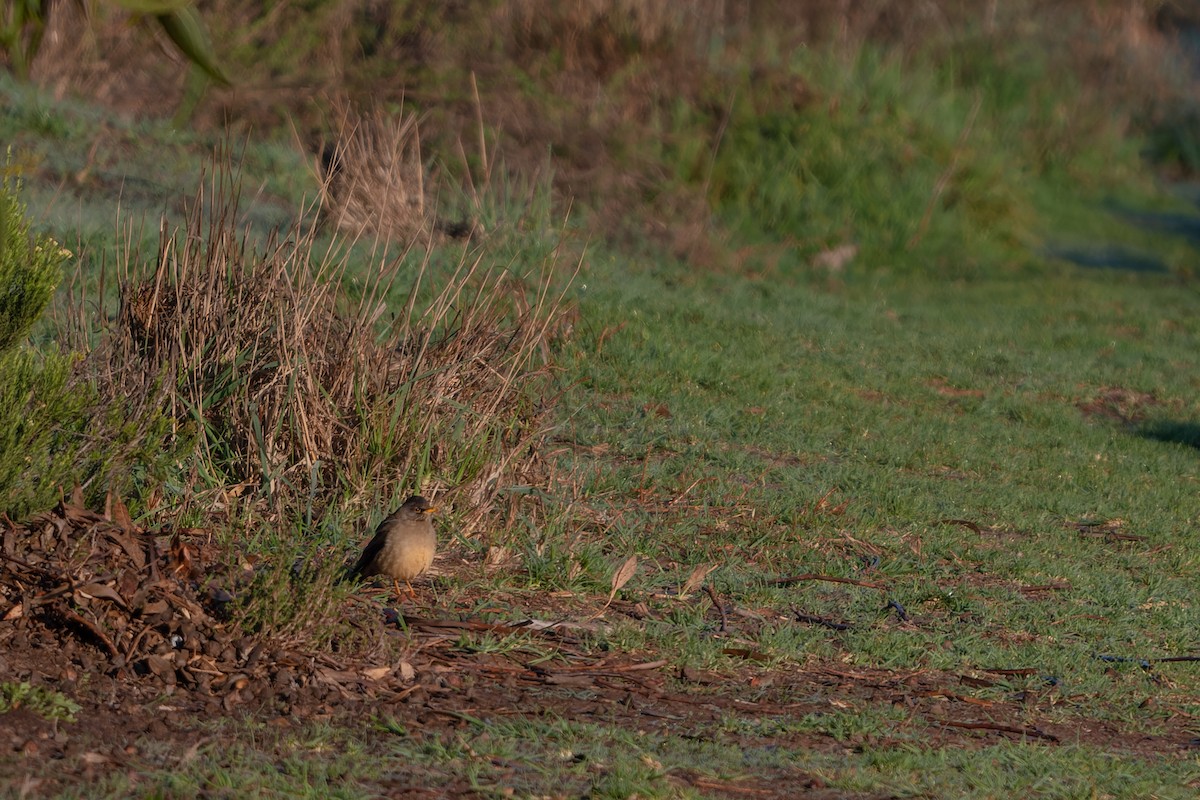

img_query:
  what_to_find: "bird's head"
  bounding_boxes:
[400,495,438,518]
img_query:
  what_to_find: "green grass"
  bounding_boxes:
[46,713,1198,799]
[550,256,1200,719]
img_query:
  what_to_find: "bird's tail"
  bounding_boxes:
[342,556,367,583]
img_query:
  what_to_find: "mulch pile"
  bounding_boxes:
[0,493,666,722]
[0,491,420,716]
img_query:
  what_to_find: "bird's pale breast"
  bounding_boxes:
[373,524,436,580]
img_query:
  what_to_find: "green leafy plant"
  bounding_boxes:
[0,156,65,352]
[0,681,81,722]
[0,160,183,517]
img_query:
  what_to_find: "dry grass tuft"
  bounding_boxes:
[66,159,574,533]
[318,102,474,245]
[318,102,426,242]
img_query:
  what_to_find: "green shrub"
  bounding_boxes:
[0,348,183,517]
[657,30,1151,278]
[0,347,84,516]
[0,165,183,517]
[669,47,1040,277]
[0,162,65,352]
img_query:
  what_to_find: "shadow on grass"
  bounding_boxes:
[1138,420,1200,449]
[1105,195,1200,247]
[1043,244,1170,274]
[1044,197,1200,275]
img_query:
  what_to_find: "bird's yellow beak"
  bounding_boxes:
[424,506,439,514]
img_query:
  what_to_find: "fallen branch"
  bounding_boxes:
[56,608,119,658]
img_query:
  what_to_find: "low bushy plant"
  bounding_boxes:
[0,165,183,517]
[0,161,64,351]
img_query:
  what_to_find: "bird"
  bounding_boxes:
[348,495,438,599]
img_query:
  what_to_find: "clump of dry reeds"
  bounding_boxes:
[319,102,427,242]
[318,102,475,245]
[67,159,573,534]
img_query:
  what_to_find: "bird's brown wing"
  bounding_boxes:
[349,525,390,578]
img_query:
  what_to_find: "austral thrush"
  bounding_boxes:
[349,495,438,598]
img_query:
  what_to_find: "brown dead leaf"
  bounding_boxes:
[76,583,127,608]
[362,666,391,681]
[105,491,136,533]
[117,568,141,602]
[315,667,356,686]
[105,530,146,570]
[141,599,170,616]
[589,555,638,620]
[679,563,716,597]
[609,555,638,600]
[61,496,101,526]
[170,533,196,578]
[148,654,174,675]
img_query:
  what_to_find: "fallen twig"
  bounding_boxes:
[540,659,668,675]
[936,518,982,534]
[931,717,1058,742]
[703,584,728,633]
[57,608,119,658]
[1094,652,1200,666]
[1076,530,1145,542]
[792,608,851,631]
[913,690,994,708]
[1018,583,1071,593]
[770,573,884,590]
[886,599,910,621]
